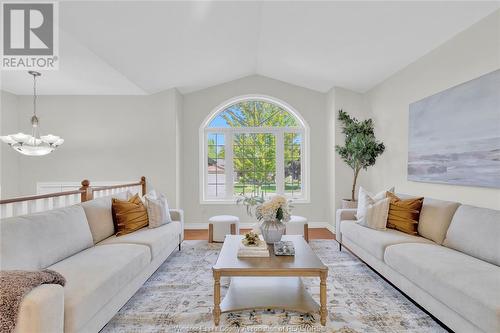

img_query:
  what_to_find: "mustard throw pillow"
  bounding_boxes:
[112,194,149,236]
[386,192,424,235]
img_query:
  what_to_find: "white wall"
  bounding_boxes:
[326,88,336,227]
[366,10,500,209]
[0,91,20,198]
[182,75,329,226]
[174,89,184,208]
[7,89,183,207]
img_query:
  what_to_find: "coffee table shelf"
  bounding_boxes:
[212,235,328,326]
[220,276,319,314]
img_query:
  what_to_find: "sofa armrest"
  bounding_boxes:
[169,209,184,242]
[15,284,64,333]
[335,209,357,244]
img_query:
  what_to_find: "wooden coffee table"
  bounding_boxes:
[212,235,328,326]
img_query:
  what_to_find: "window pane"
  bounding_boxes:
[207,133,225,198]
[284,133,302,197]
[207,145,217,159]
[204,99,306,202]
[233,133,276,197]
[208,101,299,128]
[216,146,225,159]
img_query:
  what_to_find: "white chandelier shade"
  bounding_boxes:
[0,71,64,156]
[1,132,64,156]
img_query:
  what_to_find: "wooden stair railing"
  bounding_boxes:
[0,176,146,218]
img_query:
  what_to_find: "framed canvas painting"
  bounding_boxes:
[408,69,500,188]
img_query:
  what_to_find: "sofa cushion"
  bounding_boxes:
[340,220,433,260]
[356,186,393,221]
[443,205,500,266]
[81,191,128,243]
[386,192,424,235]
[384,243,500,333]
[0,205,93,270]
[112,194,149,236]
[97,221,181,259]
[418,198,460,244]
[144,192,172,228]
[48,243,150,333]
[357,198,390,231]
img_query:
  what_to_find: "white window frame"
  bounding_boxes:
[199,95,310,204]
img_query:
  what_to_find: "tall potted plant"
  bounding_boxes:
[335,110,385,208]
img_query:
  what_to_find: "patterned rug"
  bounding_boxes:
[102,240,446,333]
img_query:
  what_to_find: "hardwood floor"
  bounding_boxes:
[308,228,336,240]
[184,228,335,240]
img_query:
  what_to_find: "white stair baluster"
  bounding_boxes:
[8,203,13,218]
[43,198,50,212]
[0,204,8,218]
[35,198,42,212]
[53,196,61,209]
[27,200,37,214]
[13,202,25,216]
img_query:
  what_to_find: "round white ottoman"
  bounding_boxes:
[208,215,240,243]
[285,215,309,242]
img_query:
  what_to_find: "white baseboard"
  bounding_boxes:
[326,224,336,235]
[184,221,331,230]
[307,221,329,229]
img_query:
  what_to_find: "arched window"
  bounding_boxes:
[200,95,309,202]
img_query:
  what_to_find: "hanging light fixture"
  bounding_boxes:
[1,71,64,156]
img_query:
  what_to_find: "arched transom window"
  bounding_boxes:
[200,96,309,202]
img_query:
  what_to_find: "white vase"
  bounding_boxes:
[260,219,286,244]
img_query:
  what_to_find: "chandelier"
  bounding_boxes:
[1,71,64,156]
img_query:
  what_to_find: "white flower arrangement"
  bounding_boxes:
[255,195,291,223]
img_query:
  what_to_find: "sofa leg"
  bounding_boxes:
[339,243,342,251]
[208,223,213,243]
[179,243,181,251]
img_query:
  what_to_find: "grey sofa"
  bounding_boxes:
[336,197,500,333]
[1,192,184,333]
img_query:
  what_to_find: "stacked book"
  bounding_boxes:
[237,236,270,257]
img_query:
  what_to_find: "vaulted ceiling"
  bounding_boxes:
[2,1,498,95]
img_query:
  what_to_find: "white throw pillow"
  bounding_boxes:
[357,198,390,230]
[356,186,394,220]
[144,192,172,228]
[139,190,157,203]
[159,193,172,223]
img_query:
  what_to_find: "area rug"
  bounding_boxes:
[102,240,446,333]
